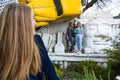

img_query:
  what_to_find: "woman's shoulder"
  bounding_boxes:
[34,34,42,42]
[34,34,48,57]
[34,34,45,49]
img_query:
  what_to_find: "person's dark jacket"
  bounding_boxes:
[66,28,75,39]
[30,34,60,80]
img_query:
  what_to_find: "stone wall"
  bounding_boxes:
[37,18,120,53]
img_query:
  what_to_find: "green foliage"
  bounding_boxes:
[103,32,120,80]
[61,61,110,80]
[66,63,78,71]
[82,66,110,80]
[61,63,82,79]
[75,61,101,75]
[75,60,109,80]
[111,36,120,50]
[82,67,98,80]
[54,65,63,78]
[62,71,82,79]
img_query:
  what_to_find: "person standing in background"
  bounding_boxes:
[66,22,75,52]
[74,22,84,53]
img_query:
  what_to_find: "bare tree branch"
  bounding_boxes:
[83,0,105,13]
[83,0,98,12]
[99,0,105,4]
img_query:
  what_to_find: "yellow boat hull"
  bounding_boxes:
[19,0,83,27]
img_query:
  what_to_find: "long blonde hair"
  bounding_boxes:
[0,3,41,80]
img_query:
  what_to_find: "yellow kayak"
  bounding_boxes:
[19,0,83,27]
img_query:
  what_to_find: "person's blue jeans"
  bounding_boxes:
[75,34,83,50]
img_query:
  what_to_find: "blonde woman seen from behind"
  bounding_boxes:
[0,3,59,80]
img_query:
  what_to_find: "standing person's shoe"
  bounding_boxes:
[71,49,75,53]
[78,50,81,53]
[81,48,85,53]
[76,50,81,55]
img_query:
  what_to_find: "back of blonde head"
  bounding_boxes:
[0,3,41,80]
[77,22,81,27]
